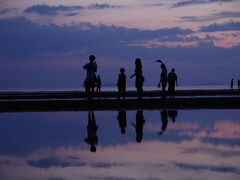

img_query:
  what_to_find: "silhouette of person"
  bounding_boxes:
[238,79,240,89]
[156,60,168,98]
[117,110,127,134]
[95,75,102,93]
[84,111,98,152]
[158,110,168,135]
[130,58,145,99]
[168,68,178,98]
[83,55,97,99]
[83,78,88,93]
[117,68,126,99]
[230,78,234,89]
[168,110,178,123]
[131,111,145,143]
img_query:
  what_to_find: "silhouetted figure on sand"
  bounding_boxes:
[83,55,97,99]
[131,111,145,143]
[238,80,240,89]
[157,60,168,98]
[158,110,168,135]
[230,78,234,89]
[117,68,126,99]
[117,110,127,134]
[84,111,98,153]
[168,110,178,123]
[95,75,102,93]
[131,58,145,99]
[168,68,178,98]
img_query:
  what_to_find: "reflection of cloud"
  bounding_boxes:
[88,4,122,9]
[179,120,240,139]
[0,8,18,14]
[1,139,240,180]
[174,162,240,174]
[172,0,234,8]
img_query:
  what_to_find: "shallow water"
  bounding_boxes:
[0,110,240,180]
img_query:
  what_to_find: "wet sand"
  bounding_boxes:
[0,90,239,112]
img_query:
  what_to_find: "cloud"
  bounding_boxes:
[172,0,234,8]
[65,13,78,17]
[199,21,240,32]
[180,11,240,22]
[0,8,18,14]
[24,4,84,15]
[24,3,122,16]
[88,3,122,9]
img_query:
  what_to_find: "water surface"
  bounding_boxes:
[0,110,239,180]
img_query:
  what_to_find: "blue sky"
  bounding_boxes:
[0,0,240,89]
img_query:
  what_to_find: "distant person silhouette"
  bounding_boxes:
[131,111,145,143]
[84,111,98,153]
[83,55,97,99]
[168,68,178,98]
[168,110,178,123]
[95,75,102,93]
[230,78,234,89]
[117,68,126,99]
[158,110,168,135]
[238,79,240,89]
[156,60,168,98]
[130,58,145,99]
[117,110,127,134]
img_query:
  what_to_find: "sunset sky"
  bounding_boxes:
[0,0,240,89]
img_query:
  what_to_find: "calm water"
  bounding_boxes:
[0,110,240,180]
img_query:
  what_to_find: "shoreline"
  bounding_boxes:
[0,89,239,112]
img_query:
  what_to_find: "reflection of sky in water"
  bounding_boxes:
[0,110,240,180]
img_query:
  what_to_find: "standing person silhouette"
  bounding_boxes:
[238,80,240,89]
[95,75,102,93]
[156,60,168,98]
[130,58,145,99]
[83,55,97,99]
[230,78,234,89]
[117,68,126,99]
[168,68,178,98]
[84,111,98,153]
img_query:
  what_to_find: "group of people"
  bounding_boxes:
[85,110,178,152]
[230,78,240,89]
[83,55,178,99]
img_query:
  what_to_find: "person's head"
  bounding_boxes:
[120,68,125,73]
[135,58,141,65]
[89,55,96,63]
[171,68,175,73]
[90,145,96,152]
[98,75,100,78]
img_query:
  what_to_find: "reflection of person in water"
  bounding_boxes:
[158,110,168,135]
[168,110,178,123]
[117,111,127,134]
[84,111,98,152]
[131,111,145,143]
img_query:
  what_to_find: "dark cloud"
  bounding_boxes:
[0,8,18,14]
[24,3,122,16]
[172,0,234,8]
[199,21,240,32]
[181,11,240,22]
[24,4,84,15]
[88,3,122,9]
[65,12,78,17]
